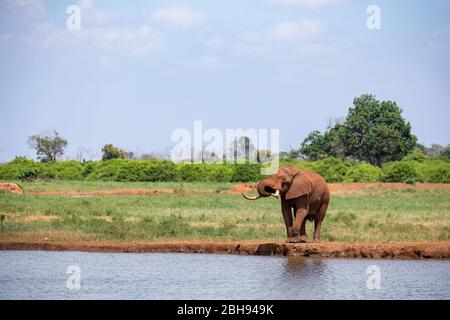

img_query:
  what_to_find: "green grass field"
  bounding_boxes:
[0,181,449,243]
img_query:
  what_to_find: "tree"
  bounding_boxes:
[339,94,416,165]
[299,131,330,161]
[101,144,126,161]
[298,94,417,166]
[299,123,346,161]
[27,130,68,162]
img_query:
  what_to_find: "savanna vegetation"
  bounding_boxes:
[0,93,449,245]
[0,183,449,243]
[0,156,448,184]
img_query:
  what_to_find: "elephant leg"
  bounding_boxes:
[313,202,328,242]
[281,200,293,242]
[290,196,309,243]
[300,218,307,239]
[290,209,307,243]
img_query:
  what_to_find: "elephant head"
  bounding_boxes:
[242,165,311,200]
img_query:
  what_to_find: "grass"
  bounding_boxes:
[0,181,449,243]
[11,180,234,193]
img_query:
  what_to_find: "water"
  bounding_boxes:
[1,251,449,299]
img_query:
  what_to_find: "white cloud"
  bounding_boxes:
[270,20,325,42]
[268,0,343,9]
[18,23,164,56]
[151,6,208,28]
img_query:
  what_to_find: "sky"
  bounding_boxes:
[0,0,449,161]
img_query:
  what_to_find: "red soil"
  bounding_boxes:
[228,183,254,194]
[0,183,23,194]
[27,188,174,197]
[22,182,449,197]
[1,240,449,259]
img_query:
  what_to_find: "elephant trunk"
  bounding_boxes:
[242,179,271,200]
[256,179,273,197]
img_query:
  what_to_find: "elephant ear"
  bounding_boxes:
[286,174,312,200]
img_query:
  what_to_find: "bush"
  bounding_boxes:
[115,160,147,182]
[231,164,262,182]
[345,163,382,182]
[416,160,450,183]
[204,164,235,182]
[309,157,354,182]
[45,161,84,180]
[382,161,423,183]
[85,159,123,181]
[0,157,43,180]
[0,157,448,183]
[144,160,178,182]
[177,164,208,182]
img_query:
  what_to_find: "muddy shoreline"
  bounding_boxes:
[1,241,449,259]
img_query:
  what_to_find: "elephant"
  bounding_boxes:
[242,165,330,243]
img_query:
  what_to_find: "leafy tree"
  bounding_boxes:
[339,94,417,166]
[299,131,330,161]
[27,130,68,162]
[299,94,417,166]
[299,123,346,161]
[101,144,126,161]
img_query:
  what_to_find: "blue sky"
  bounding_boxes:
[0,0,449,161]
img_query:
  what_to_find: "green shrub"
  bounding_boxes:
[45,161,84,180]
[416,160,450,183]
[345,163,382,182]
[0,157,43,180]
[144,160,178,181]
[81,161,99,178]
[204,164,235,182]
[382,161,423,182]
[403,149,430,162]
[0,157,447,183]
[177,164,208,182]
[115,160,147,182]
[231,164,262,182]
[85,159,122,181]
[309,157,353,182]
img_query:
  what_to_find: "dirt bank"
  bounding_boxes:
[26,188,175,197]
[1,240,449,259]
[0,183,23,194]
[19,182,450,197]
[328,182,450,194]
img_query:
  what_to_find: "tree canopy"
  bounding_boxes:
[298,94,417,166]
[101,144,126,161]
[27,130,68,162]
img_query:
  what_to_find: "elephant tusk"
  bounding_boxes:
[242,193,262,200]
[272,190,280,199]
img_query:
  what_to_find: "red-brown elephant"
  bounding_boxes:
[242,165,330,243]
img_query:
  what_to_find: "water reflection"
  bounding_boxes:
[1,251,449,299]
